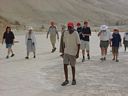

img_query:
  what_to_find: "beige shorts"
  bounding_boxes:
[63,54,76,67]
[81,40,90,51]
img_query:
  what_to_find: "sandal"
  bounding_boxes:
[72,80,76,85]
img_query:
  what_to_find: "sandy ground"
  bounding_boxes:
[0,32,128,96]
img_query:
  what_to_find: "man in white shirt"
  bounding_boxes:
[123,32,128,51]
[98,25,112,61]
[61,22,80,86]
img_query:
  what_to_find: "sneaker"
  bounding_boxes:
[72,80,76,85]
[100,58,104,61]
[112,58,115,61]
[11,54,15,57]
[25,57,29,59]
[116,59,119,62]
[103,57,106,61]
[61,80,69,86]
[6,56,9,59]
[82,58,85,62]
[87,54,90,60]
[51,48,56,53]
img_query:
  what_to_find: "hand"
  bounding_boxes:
[76,53,79,59]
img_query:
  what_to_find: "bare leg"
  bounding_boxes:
[10,49,14,54]
[71,66,76,81]
[86,50,90,59]
[7,48,11,56]
[33,51,36,58]
[64,64,68,81]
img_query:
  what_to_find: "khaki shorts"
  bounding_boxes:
[63,54,76,67]
[100,41,109,48]
[112,47,119,53]
[81,40,90,51]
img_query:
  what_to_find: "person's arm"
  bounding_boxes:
[110,39,112,47]
[98,31,102,37]
[47,28,50,38]
[12,32,15,45]
[123,33,126,44]
[62,33,65,54]
[109,33,113,47]
[76,32,81,58]
[56,28,59,40]
[76,44,80,58]
[2,32,5,44]
[123,37,125,44]
[119,34,122,46]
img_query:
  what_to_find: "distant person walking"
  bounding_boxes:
[123,32,128,52]
[98,25,112,61]
[61,22,80,86]
[47,21,59,53]
[81,21,91,62]
[25,27,36,59]
[60,25,66,57]
[76,22,83,39]
[2,26,15,59]
[110,28,121,62]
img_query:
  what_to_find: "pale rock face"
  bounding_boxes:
[0,0,128,25]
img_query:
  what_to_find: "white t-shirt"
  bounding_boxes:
[64,31,81,56]
[124,32,128,41]
[98,30,112,41]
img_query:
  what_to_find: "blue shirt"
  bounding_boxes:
[111,33,121,47]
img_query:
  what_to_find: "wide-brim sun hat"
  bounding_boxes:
[100,25,108,31]
[28,26,33,30]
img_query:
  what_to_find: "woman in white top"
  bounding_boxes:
[98,25,112,61]
[123,32,128,51]
[25,27,36,59]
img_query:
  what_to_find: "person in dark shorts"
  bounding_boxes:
[98,25,112,61]
[123,32,128,52]
[2,26,15,59]
[61,22,80,86]
[81,21,91,62]
[110,29,122,62]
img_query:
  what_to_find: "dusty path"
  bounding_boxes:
[0,33,128,96]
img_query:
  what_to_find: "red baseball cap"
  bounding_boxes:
[67,22,74,27]
[77,22,81,26]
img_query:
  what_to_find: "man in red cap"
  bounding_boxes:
[47,21,59,53]
[61,22,81,86]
